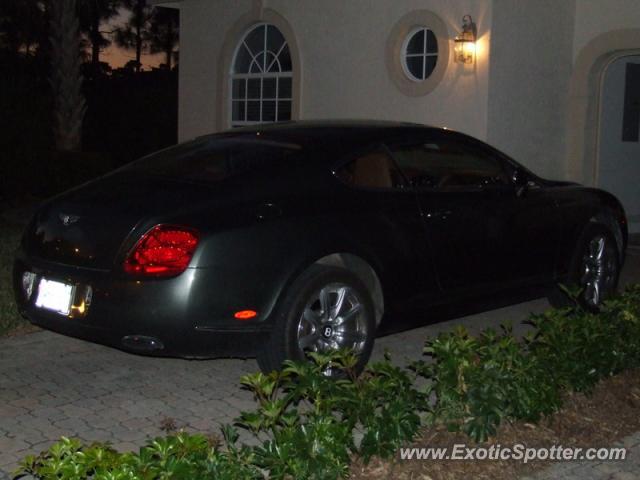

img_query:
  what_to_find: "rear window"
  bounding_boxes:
[123,137,301,182]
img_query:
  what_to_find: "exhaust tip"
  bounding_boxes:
[121,335,164,353]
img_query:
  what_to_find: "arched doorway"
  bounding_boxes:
[597,55,640,234]
[565,30,640,187]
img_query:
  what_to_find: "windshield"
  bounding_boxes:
[122,137,302,183]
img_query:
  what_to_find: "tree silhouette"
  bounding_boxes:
[0,0,48,55]
[147,7,178,70]
[77,0,120,70]
[115,3,178,72]
[114,0,151,73]
[50,0,86,151]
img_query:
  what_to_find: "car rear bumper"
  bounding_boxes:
[13,254,272,358]
[23,312,270,358]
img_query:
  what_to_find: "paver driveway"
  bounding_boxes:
[1,249,639,478]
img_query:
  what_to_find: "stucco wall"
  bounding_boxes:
[486,0,575,179]
[573,0,640,61]
[178,0,252,141]
[178,0,640,186]
[178,0,492,142]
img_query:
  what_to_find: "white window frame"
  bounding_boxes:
[401,27,439,82]
[229,23,293,127]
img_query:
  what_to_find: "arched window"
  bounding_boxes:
[230,24,293,126]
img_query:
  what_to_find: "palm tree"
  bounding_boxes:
[147,7,178,70]
[114,0,151,73]
[49,0,86,151]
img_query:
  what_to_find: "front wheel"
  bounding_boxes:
[548,224,619,310]
[257,265,376,374]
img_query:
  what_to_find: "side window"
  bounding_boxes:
[390,139,509,189]
[335,149,405,190]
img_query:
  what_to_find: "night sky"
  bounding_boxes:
[102,7,164,69]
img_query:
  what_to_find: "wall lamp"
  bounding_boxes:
[454,15,477,64]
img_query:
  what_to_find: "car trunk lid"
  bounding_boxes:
[24,173,218,270]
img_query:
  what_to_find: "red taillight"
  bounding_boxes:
[124,225,199,277]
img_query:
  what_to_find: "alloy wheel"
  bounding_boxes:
[296,282,369,355]
[580,234,617,307]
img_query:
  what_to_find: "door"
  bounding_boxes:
[387,132,560,294]
[333,146,440,315]
[479,143,562,285]
[598,55,640,234]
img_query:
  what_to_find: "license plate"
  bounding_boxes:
[35,279,75,316]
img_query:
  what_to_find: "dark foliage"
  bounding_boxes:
[0,0,48,55]
[1,0,178,203]
[76,0,120,68]
[82,69,178,167]
[1,61,177,201]
[0,51,53,202]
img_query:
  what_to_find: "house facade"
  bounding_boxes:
[162,0,640,233]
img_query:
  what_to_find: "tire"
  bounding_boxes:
[256,265,376,374]
[548,223,620,311]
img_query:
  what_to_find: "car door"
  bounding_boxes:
[478,143,563,286]
[386,131,561,295]
[332,145,441,320]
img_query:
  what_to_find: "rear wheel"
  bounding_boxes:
[548,224,619,310]
[257,265,376,374]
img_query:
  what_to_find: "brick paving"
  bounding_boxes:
[1,249,639,479]
[524,431,640,480]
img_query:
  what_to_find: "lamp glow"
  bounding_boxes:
[454,15,477,64]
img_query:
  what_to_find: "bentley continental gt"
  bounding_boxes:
[13,121,627,372]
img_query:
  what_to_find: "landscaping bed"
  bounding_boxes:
[351,368,640,479]
[15,286,640,480]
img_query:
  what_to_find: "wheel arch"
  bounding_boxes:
[557,190,628,280]
[557,208,625,281]
[314,253,384,326]
[588,207,626,264]
[267,249,386,328]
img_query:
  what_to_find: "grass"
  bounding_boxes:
[0,220,26,335]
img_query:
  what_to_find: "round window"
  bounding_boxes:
[401,27,438,82]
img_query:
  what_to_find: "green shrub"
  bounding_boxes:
[17,431,262,480]
[239,351,426,477]
[529,285,640,392]
[412,285,640,442]
[15,285,640,479]
[353,357,424,461]
[412,325,561,442]
[237,355,355,479]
